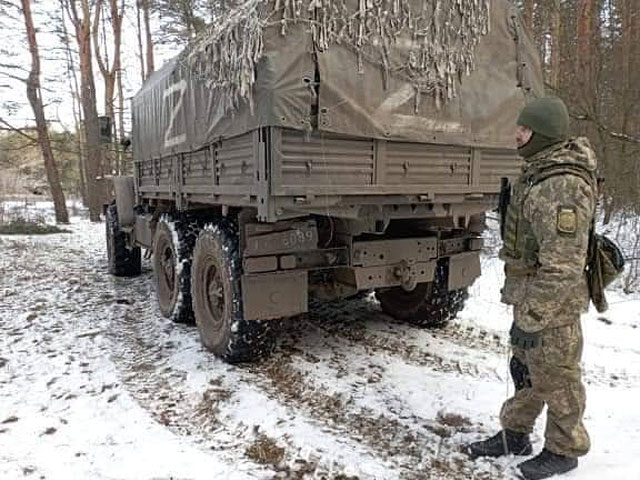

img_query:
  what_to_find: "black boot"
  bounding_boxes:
[464,429,532,459]
[517,449,578,480]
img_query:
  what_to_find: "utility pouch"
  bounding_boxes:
[498,177,512,240]
[586,231,625,313]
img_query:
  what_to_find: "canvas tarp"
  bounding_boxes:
[132,0,543,163]
[317,0,544,147]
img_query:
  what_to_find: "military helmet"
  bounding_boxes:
[517,97,570,158]
[517,97,569,140]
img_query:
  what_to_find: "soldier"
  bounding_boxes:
[465,97,598,480]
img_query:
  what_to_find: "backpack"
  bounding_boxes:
[587,231,626,312]
[524,163,625,313]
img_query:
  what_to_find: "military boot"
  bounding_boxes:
[517,449,578,480]
[464,430,532,459]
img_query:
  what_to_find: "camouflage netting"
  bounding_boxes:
[291,0,490,109]
[185,0,491,114]
[184,0,265,113]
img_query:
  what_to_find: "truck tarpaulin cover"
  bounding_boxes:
[132,0,543,163]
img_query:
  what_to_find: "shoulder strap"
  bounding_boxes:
[530,164,599,259]
[528,164,597,192]
[522,164,598,233]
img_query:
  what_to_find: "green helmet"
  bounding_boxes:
[517,97,570,158]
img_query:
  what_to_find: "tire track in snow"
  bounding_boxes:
[298,298,637,388]
[102,268,497,479]
[247,352,511,480]
[104,271,392,479]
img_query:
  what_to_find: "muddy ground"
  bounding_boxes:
[1,218,639,480]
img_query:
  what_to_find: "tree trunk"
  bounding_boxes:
[60,0,88,206]
[76,117,88,205]
[618,0,639,206]
[550,0,561,90]
[576,0,596,112]
[93,0,124,177]
[135,0,145,83]
[117,62,125,174]
[522,0,534,32]
[142,0,154,78]
[21,0,69,224]
[68,0,105,222]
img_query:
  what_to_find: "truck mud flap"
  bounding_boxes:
[112,176,136,227]
[447,251,481,291]
[242,271,308,321]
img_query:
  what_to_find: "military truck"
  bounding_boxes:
[106,0,543,363]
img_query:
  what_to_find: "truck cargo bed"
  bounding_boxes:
[136,127,520,221]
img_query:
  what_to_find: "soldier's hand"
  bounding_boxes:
[510,324,540,350]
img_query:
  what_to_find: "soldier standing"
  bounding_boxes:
[465,97,598,480]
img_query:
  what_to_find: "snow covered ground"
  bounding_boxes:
[1,205,639,480]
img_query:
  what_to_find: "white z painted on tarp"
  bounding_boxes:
[374,84,466,133]
[164,80,187,149]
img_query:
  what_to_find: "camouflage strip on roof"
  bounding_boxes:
[184,0,490,114]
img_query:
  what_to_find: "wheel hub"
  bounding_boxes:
[160,247,175,291]
[204,263,225,327]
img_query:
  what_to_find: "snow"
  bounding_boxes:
[1,204,639,480]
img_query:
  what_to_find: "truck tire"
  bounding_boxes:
[191,220,276,363]
[106,203,141,277]
[375,263,468,328]
[152,216,198,324]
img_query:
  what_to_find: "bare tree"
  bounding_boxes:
[522,0,535,31]
[19,0,69,223]
[142,0,154,78]
[65,0,105,222]
[575,0,596,112]
[58,0,88,206]
[549,0,561,90]
[93,0,124,173]
[133,0,154,82]
[135,0,145,82]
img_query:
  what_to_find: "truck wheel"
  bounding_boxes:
[106,203,141,277]
[191,221,276,363]
[152,216,198,324]
[376,281,468,328]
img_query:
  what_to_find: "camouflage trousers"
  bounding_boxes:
[500,308,590,458]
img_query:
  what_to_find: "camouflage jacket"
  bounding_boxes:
[499,137,598,332]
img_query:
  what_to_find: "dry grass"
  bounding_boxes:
[0,217,71,235]
[245,433,286,465]
[0,200,71,235]
[436,411,472,428]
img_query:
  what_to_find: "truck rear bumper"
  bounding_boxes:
[240,234,482,321]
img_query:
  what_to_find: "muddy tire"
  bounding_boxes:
[376,264,468,328]
[106,203,141,277]
[191,220,277,363]
[152,216,199,324]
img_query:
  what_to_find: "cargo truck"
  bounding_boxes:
[106,0,543,362]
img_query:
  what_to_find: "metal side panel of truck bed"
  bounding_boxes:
[135,127,521,222]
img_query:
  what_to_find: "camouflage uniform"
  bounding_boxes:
[498,137,597,458]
